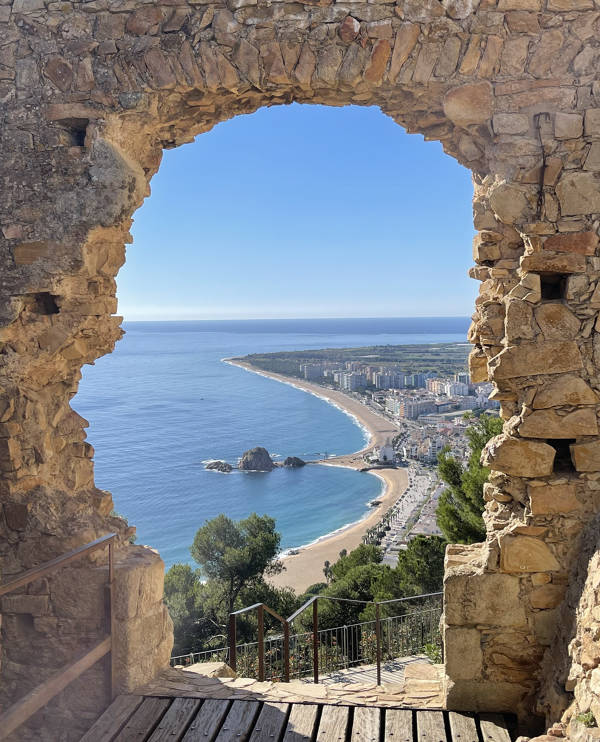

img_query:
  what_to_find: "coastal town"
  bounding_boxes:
[300,358,500,568]
[230,347,501,588]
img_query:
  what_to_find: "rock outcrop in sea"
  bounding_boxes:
[283,456,306,468]
[239,447,275,471]
[205,460,233,473]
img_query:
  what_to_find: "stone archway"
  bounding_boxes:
[2,0,600,737]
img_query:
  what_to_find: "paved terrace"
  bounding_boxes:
[135,659,444,707]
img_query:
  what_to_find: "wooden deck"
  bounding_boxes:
[81,696,514,742]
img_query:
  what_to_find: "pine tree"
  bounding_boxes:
[436,414,503,544]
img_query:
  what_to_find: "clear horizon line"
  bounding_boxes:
[119,314,472,322]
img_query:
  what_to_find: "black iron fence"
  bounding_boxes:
[170,592,442,684]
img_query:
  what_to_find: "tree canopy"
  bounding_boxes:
[436,414,503,544]
[191,512,283,616]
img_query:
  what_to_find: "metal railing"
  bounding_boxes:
[0,533,116,741]
[171,592,442,686]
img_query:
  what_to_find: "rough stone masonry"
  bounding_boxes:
[2,0,600,738]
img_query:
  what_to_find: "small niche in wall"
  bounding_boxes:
[23,292,60,315]
[540,273,567,300]
[548,439,576,472]
[57,117,89,147]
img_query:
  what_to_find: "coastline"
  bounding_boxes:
[225,358,406,592]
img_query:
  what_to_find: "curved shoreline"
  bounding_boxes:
[225,358,406,592]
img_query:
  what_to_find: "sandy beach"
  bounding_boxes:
[226,359,407,592]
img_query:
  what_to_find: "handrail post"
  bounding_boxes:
[257,604,265,682]
[375,603,381,686]
[283,621,290,683]
[312,598,319,684]
[229,613,237,673]
[104,540,114,703]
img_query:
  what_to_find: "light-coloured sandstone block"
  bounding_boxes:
[520,252,587,273]
[445,572,527,627]
[443,82,493,128]
[571,441,600,472]
[482,434,555,477]
[554,112,583,140]
[489,341,583,380]
[528,483,580,515]
[543,232,598,256]
[556,172,600,216]
[533,376,597,409]
[444,627,483,680]
[534,303,580,340]
[489,183,531,224]
[500,536,560,573]
[530,584,566,610]
[518,408,598,439]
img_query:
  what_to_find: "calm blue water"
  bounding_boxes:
[75,317,469,569]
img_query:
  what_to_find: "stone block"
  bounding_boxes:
[571,441,600,472]
[520,252,587,274]
[493,113,529,135]
[482,434,555,477]
[113,545,166,621]
[3,502,29,530]
[528,484,580,515]
[556,173,600,216]
[443,82,493,128]
[489,183,531,224]
[185,661,236,678]
[1,595,49,616]
[585,143,600,172]
[533,608,559,646]
[505,299,536,342]
[50,566,106,620]
[468,348,488,383]
[554,113,583,140]
[446,678,531,713]
[585,109,600,136]
[533,375,597,409]
[530,584,566,609]
[444,627,483,680]
[500,536,560,573]
[518,408,597,439]
[534,303,580,340]
[489,341,583,380]
[445,572,527,627]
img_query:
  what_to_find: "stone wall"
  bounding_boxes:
[2,0,600,737]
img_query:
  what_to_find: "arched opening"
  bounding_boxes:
[76,102,475,571]
[4,4,600,738]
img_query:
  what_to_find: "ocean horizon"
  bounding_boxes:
[75,317,470,570]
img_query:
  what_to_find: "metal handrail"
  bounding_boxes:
[227,591,443,686]
[0,533,117,740]
[229,602,289,682]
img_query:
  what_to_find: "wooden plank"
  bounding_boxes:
[0,635,112,742]
[182,699,230,742]
[417,711,447,742]
[249,702,290,741]
[113,697,171,742]
[214,700,260,742]
[351,706,381,741]
[148,698,202,742]
[283,704,319,741]
[384,709,413,742]
[448,713,478,742]
[478,714,511,742]
[80,695,144,742]
[316,705,350,742]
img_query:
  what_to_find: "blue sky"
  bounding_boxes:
[120,103,476,320]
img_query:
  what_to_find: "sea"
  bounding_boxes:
[75,317,469,570]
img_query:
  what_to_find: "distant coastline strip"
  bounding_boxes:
[223,357,407,591]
